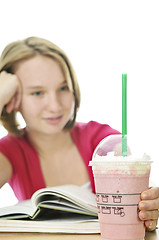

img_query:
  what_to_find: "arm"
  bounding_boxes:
[0,152,13,188]
[0,71,21,116]
[0,71,20,187]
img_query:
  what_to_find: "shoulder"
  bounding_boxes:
[0,134,18,146]
[71,120,120,136]
[0,133,25,147]
[0,131,30,160]
[71,121,105,132]
[71,121,120,149]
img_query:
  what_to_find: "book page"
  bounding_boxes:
[0,200,36,219]
[0,218,100,233]
[32,185,97,213]
[0,184,98,220]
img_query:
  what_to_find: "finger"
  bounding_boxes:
[139,210,159,221]
[6,98,16,113]
[139,198,159,211]
[141,187,159,200]
[145,220,158,231]
[14,89,22,110]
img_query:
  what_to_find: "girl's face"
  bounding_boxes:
[15,55,75,135]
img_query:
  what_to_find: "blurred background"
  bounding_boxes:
[0,0,159,207]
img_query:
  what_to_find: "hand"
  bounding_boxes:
[0,71,21,114]
[139,187,159,231]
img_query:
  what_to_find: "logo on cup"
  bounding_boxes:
[101,195,109,203]
[101,206,111,214]
[112,195,122,203]
[112,207,125,217]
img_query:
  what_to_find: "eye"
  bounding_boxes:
[60,85,69,91]
[31,91,43,96]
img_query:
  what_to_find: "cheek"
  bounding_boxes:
[62,93,75,109]
[19,97,42,116]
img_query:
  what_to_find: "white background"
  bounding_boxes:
[0,0,159,207]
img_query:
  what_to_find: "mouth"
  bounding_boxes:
[43,116,63,124]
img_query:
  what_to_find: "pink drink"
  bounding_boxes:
[89,135,152,240]
[93,169,150,240]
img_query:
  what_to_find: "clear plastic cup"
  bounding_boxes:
[89,135,152,240]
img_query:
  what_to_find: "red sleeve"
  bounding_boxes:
[71,121,121,193]
[0,134,45,201]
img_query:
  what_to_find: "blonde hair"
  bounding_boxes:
[0,37,80,136]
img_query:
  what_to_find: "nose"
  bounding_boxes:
[45,92,62,112]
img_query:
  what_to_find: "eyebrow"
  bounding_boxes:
[26,86,44,90]
[26,80,67,90]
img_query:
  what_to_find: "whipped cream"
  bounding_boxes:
[89,153,152,175]
[93,152,151,162]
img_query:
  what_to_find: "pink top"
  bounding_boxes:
[0,121,120,201]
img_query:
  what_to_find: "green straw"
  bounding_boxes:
[122,73,127,156]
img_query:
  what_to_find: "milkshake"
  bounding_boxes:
[89,135,152,240]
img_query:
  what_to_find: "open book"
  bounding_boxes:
[0,184,100,233]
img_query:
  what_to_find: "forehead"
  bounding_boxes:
[15,55,63,82]
[14,55,73,90]
[14,55,62,74]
